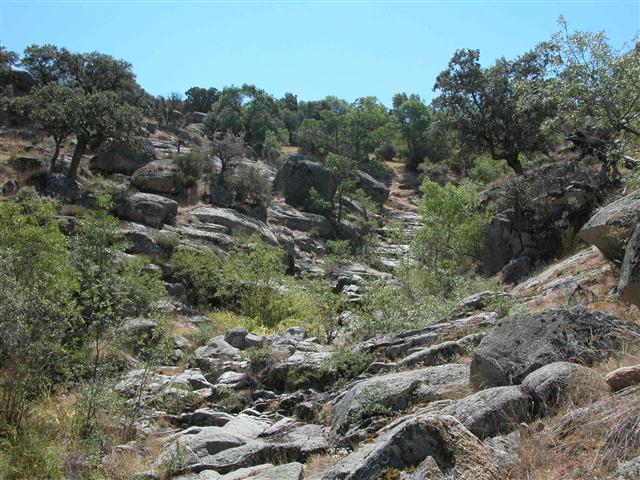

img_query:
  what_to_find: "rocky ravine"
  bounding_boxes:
[112,171,640,479]
[4,125,640,479]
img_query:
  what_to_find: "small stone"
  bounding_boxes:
[224,327,249,349]
[245,332,265,349]
[606,364,640,392]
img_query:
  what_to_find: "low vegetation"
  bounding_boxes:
[0,12,638,480]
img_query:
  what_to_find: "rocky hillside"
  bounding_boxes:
[1,119,640,480]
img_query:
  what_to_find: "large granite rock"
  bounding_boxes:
[120,193,178,228]
[313,414,499,480]
[267,202,333,237]
[131,159,183,195]
[439,386,534,439]
[470,306,639,388]
[189,207,278,245]
[195,336,240,371]
[350,169,389,205]
[606,364,640,392]
[483,181,598,274]
[619,225,640,306]
[273,155,337,210]
[264,350,334,392]
[157,415,327,475]
[579,190,640,261]
[330,364,469,445]
[91,137,156,175]
[521,361,600,410]
[121,222,166,257]
[173,462,304,479]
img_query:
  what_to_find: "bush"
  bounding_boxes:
[0,423,64,479]
[314,349,372,389]
[263,128,288,164]
[170,239,321,331]
[0,189,79,428]
[326,239,353,258]
[355,266,458,338]
[300,349,372,390]
[174,150,208,188]
[169,247,224,307]
[119,256,166,317]
[468,154,509,184]
[303,187,333,216]
[374,140,396,162]
[226,163,272,205]
[350,382,393,426]
[411,180,490,295]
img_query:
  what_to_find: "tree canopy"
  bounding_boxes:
[433,48,556,175]
[545,17,640,146]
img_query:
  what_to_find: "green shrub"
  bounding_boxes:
[263,128,288,164]
[486,294,528,318]
[468,154,510,184]
[326,239,352,258]
[313,349,372,389]
[175,150,207,188]
[350,382,393,426]
[303,187,332,216]
[374,140,396,162]
[213,387,248,414]
[160,384,202,415]
[239,346,272,372]
[226,163,272,205]
[170,247,224,307]
[356,267,458,338]
[411,180,490,295]
[119,256,166,317]
[170,239,321,332]
[0,189,79,427]
[0,425,64,480]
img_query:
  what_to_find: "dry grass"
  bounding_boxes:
[303,451,348,478]
[169,315,197,338]
[508,348,640,480]
[320,402,333,427]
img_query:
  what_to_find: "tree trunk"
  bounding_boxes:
[67,136,88,180]
[506,154,524,175]
[49,141,61,174]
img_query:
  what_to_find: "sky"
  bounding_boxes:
[1,0,639,105]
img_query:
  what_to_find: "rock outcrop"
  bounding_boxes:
[120,192,178,228]
[349,169,389,205]
[91,137,156,175]
[189,206,278,245]
[131,159,183,195]
[157,415,327,476]
[330,364,469,445]
[273,155,337,210]
[619,225,640,306]
[439,385,534,439]
[314,414,499,480]
[470,306,638,388]
[579,190,640,261]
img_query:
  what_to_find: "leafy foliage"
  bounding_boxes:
[205,84,283,145]
[412,180,490,293]
[0,190,79,427]
[174,149,208,188]
[545,17,640,152]
[434,48,555,174]
[391,93,432,170]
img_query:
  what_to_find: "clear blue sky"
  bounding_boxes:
[1,1,638,105]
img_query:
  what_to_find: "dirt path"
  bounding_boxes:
[374,161,422,267]
[384,160,420,213]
